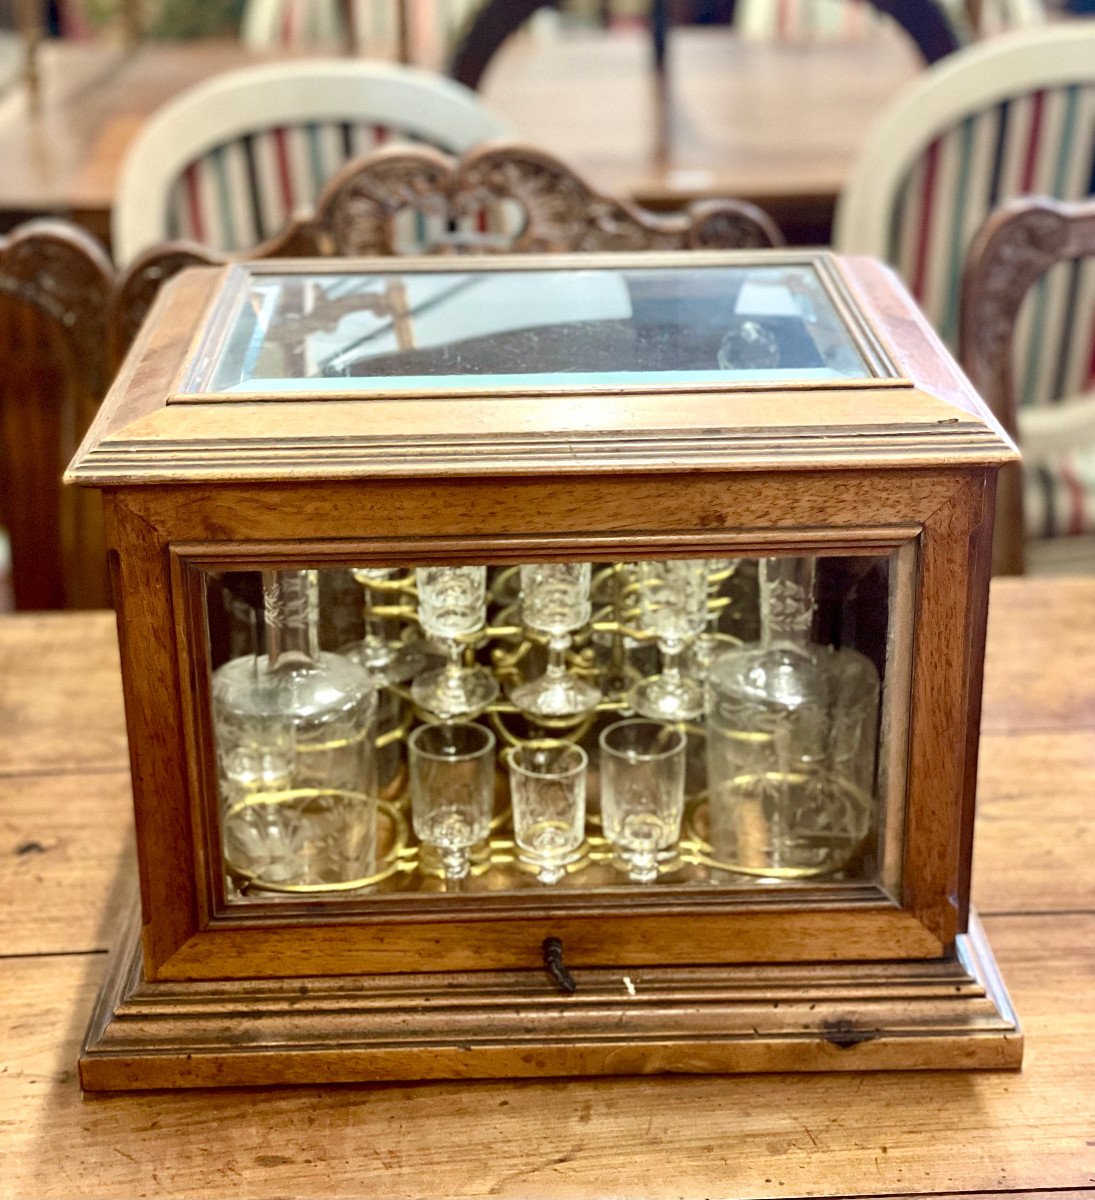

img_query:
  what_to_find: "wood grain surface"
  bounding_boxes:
[1,577,1093,1197]
[0,611,124,776]
[2,917,1092,1198]
[982,578,1095,732]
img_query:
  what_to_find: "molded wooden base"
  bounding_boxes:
[80,905,1022,1090]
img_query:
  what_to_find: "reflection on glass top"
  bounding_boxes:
[197,264,870,395]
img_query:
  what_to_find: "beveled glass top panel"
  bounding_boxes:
[196,263,871,396]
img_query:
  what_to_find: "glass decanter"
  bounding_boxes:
[509,562,601,721]
[212,569,378,886]
[705,557,879,879]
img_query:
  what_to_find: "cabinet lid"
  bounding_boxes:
[68,250,1017,485]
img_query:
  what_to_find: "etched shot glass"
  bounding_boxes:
[507,740,588,884]
[599,718,686,883]
[408,721,496,883]
[411,565,498,719]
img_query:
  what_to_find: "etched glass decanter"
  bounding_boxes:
[213,569,378,887]
[705,557,879,879]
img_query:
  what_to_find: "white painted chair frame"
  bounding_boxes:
[112,59,511,264]
[833,21,1095,257]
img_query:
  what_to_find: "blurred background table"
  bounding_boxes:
[0,25,920,249]
[1,576,1093,1196]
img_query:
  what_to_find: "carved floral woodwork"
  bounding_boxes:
[112,141,783,355]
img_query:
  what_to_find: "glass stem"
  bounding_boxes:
[441,846,470,885]
[660,639,682,682]
[545,634,570,679]
[629,850,659,884]
[362,581,386,654]
[442,639,465,691]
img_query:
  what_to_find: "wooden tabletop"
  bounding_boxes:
[1,577,1093,1197]
[0,28,920,248]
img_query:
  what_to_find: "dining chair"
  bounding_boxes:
[240,0,347,50]
[449,0,960,91]
[0,222,114,609]
[960,197,1095,575]
[835,22,1095,355]
[111,59,511,263]
[240,0,480,61]
[734,0,1043,43]
[734,0,902,44]
[834,23,1095,566]
[111,140,784,352]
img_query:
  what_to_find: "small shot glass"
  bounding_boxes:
[507,740,588,884]
[599,718,686,883]
[408,721,496,884]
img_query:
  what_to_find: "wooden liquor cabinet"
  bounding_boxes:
[67,251,1021,1089]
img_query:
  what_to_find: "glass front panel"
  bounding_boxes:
[201,553,907,903]
[195,264,871,396]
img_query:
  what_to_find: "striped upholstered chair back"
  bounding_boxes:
[112,60,511,264]
[835,23,1095,550]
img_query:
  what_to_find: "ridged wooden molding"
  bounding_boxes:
[79,903,1021,1091]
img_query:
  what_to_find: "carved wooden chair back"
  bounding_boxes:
[960,197,1095,574]
[112,59,511,264]
[0,223,114,609]
[111,141,784,354]
[835,22,1095,405]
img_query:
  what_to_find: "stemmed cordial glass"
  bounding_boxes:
[509,563,601,721]
[630,559,710,721]
[340,568,426,683]
[690,558,739,678]
[411,566,498,720]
